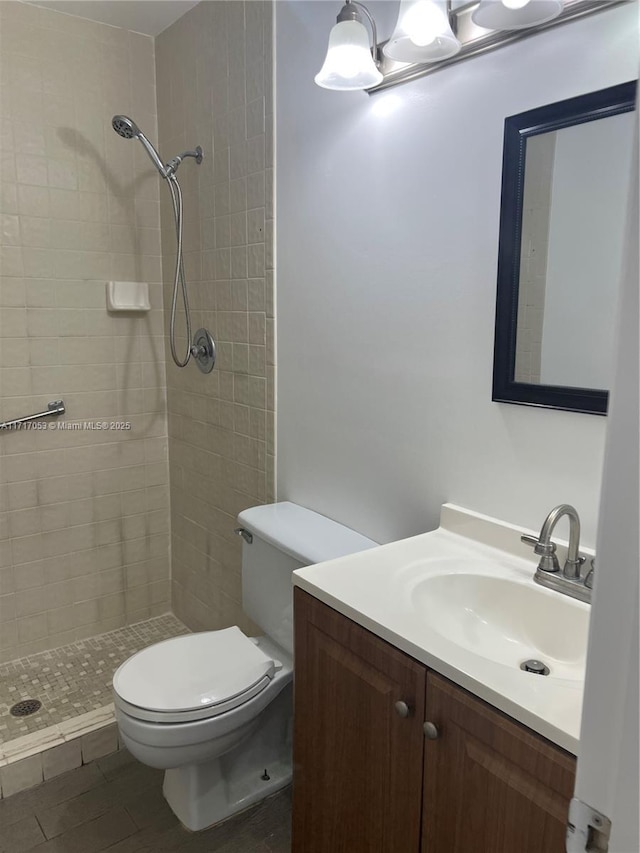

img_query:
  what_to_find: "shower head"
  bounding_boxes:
[111,114,169,179]
[112,115,139,140]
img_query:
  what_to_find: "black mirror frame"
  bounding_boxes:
[492,80,637,416]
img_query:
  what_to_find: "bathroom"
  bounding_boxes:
[0,0,637,850]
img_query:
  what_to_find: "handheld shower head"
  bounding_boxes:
[112,115,139,139]
[111,114,168,178]
[111,113,210,372]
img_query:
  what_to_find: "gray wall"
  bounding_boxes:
[275,1,637,547]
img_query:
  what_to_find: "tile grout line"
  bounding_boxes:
[33,810,47,845]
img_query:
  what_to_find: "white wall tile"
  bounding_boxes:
[0,0,169,658]
[156,1,274,635]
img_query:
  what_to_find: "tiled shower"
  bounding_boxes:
[0,2,169,663]
[0,0,274,794]
[156,0,275,637]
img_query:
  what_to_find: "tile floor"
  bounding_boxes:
[0,616,189,741]
[0,748,291,852]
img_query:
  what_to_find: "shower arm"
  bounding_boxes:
[166,146,204,178]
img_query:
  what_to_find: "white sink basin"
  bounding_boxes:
[294,504,594,753]
[411,570,589,681]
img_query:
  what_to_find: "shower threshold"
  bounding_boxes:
[0,614,188,798]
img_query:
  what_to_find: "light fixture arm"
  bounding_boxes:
[446,0,457,35]
[338,0,381,64]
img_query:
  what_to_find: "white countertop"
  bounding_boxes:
[293,504,591,755]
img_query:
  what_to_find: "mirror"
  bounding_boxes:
[492,81,637,415]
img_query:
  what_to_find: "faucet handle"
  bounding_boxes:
[521,534,560,573]
[521,533,557,556]
[584,558,596,589]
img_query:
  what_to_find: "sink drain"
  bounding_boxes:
[10,699,42,717]
[520,659,550,676]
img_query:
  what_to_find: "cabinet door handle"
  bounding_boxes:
[394,701,411,718]
[423,721,439,740]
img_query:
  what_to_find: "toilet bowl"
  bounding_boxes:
[113,630,293,831]
[113,501,378,832]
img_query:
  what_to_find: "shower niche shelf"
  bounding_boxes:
[106,281,151,313]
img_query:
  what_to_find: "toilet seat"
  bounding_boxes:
[113,627,277,724]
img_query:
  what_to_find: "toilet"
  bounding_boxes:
[112,501,377,831]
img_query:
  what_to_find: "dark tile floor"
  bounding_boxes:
[0,749,291,853]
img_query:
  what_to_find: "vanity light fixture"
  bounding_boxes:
[316,0,623,93]
[315,0,383,90]
[384,0,461,63]
[472,0,565,30]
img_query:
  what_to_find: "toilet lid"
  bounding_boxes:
[112,627,275,714]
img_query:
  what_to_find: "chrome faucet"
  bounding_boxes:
[521,504,591,603]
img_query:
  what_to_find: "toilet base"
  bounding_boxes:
[161,682,292,832]
[163,759,292,832]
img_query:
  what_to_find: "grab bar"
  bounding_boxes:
[0,400,65,430]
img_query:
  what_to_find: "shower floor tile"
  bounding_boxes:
[0,615,189,742]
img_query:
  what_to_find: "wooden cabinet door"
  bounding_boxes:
[292,588,426,853]
[422,671,576,853]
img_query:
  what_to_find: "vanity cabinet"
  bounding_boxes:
[292,588,576,853]
[292,587,426,853]
[423,670,576,853]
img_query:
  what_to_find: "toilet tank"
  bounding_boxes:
[237,501,378,655]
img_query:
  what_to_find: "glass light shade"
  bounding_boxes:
[471,0,564,30]
[315,20,383,90]
[383,0,461,63]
